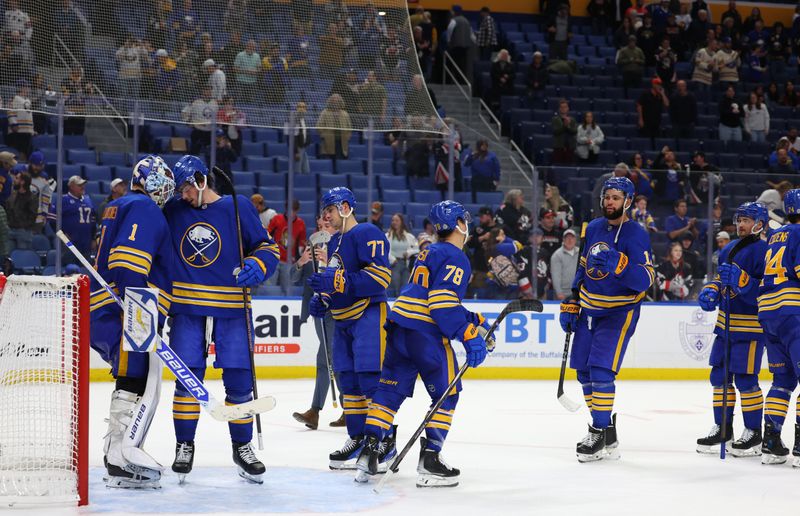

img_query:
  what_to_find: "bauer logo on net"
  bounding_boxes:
[678,309,714,361]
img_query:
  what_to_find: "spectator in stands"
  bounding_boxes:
[614,16,635,49]
[592,163,630,216]
[154,49,180,104]
[218,30,243,71]
[8,29,33,77]
[211,129,238,193]
[747,41,768,83]
[742,6,763,35]
[358,71,387,125]
[489,49,515,109]
[173,37,199,97]
[224,0,249,34]
[318,94,352,159]
[267,200,307,294]
[747,19,770,50]
[544,184,574,230]
[466,207,496,294]
[203,59,226,101]
[286,24,312,78]
[680,231,705,279]
[711,230,730,274]
[26,151,49,230]
[576,111,604,164]
[526,51,549,97]
[636,14,659,66]
[60,64,92,136]
[386,213,418,296]
[719,16,741,52]
[497,189,533,243]
[744,92,770,143]
[251,194,277,228]
[405,74,434,117]
[781,81,799,108]
[625,0,646,27]
[98,178,127,217]
[49,175,95,265]
[417,217,437,245]
[3,0,32,41]
[691,40,717,91]
[688,9,712,50]
[217,96,245,155]
[6,80,33,159]
[482,227,524,299]
[550,227,578,300]
[330,68,359,115]
[551,99,577,166]
[655,37,677,92]
[769,137,800,171]
[116,36,149,100]
[0,203,8,263]
[261,43,287,106]
[721,1,742,33]
[412,26,433,81]
[546,3,572,60]
[465,139,500,193]
[182,85,218,154]
[637,77,669,144]
[652,147,687,204]
[288,102,311,174]
[628,153,654,198]
[665,199,699,241]
[234,39,261,103]
[718,84,743,142]
[631,195,658,232]
[768,148,796,178]
[477,6,498,60]
[758,180,792,219]
[687,150,719,204]
[0,151,15,207]
[56,0,87,64]
[669,80,698,139]
[319,23,345,76]
[145,1,170,51]
[656,242,693,301]
[787,128,800,155]
[714,37,740,87]
[766,82,781,105]
[587,0,613,35]
[356,16,382,70]
[617,35,646,93]
[447,5,474,75]
[5,171,36,250]
[537,208,563,258]
[369,201,384,230]
[404,118,432,177]
[170,0,201,43]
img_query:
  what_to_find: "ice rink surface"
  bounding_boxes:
[22,379,800,516]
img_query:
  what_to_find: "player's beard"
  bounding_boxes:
[604,204,624,221]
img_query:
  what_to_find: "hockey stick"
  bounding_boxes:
[213,166,265,450]
[556,222,588,412]
[374,298,544,494]
[720,287,731,460]
[56,230,276,422]
[308,230,339,409]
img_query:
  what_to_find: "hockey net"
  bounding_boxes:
[0,275,89,507]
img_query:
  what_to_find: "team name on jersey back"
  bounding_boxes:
[758,224,800,319]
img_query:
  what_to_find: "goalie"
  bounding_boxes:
[90,155,176,489]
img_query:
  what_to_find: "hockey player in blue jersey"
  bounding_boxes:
[696,202,768,456]
[91,155,175,488]
[354,200,491,487]
[757,189,800,467]
[163,155,280,483]
[560,177,655,462]
[306,187,393,470]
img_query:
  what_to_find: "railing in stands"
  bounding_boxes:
[53,34,128,144]
[442,51,473,125]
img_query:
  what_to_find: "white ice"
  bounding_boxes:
[16,379,800,516]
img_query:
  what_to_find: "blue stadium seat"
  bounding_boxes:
[373,160,395,175]
[336,160,363,175]
[292,174,316,189]
[260,189,285,206]
[253,128,281,143]
[382,189,411,204]
[476,191,503,206]
[382,202,404,216]
[258,172,286,189]
[67,149,96,164]
[405,202,428,217]
[309,159,334,175]
[148,123,172,138]
[62,164,82,178]
[173,125,192,139]
[42,266,56,276]
[718,153,740,170]
[242,142,265,157]
[32,134,56,148]
[319,175,343,191]
[83,165,114,182]
[413,190,442,204]
[84,181,102,195]
[246,156,273,173]
[349,174,369,191]
[348,145,369,160]
[63,135,88,148]
[232,172,256,188]
[372,147,394,161]
[265,141,288,156]
[46,249,57,266]
[378,176,406,190]
[31,234,52,258]
[11,249,42,274]
[98,152,128,167]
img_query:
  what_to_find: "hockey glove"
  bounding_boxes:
[559,297,580,333]
[697,285,720,311]
[461,324,488,368]
[588,249,628,276]
[308,268,347,294]
[474,312,496,352]
[309,294,329,318]
[235,258,267,287]
[718,263,749,294]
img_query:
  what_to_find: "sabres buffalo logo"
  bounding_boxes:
[180,223,222,268]
[586,242,610,280]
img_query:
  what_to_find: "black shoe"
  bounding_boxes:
[696,423,733,454]
[171,441,195,482]
[761,421,789,465]
[232,441,265,483]
[731,428,762,457]
[329,435,364,470]
[576,424,606,462]
[416,437,459,488]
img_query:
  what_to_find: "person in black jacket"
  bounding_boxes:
[669,80,697,139]
[496,189,533,243]
[718,84,743,141]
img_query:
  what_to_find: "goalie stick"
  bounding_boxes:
[374,298,544,494]
[308,230,339,409]
[57,230,276,422]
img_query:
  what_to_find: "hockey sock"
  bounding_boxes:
[173,368,205,442]
[339,371,368,437]
[365,390,404,440]
[577,369,592,410]
[734,374,762,430]
[223,368,255,443]
[712,385,736,426]
[424,394,459,453]
[765,374,795,430]
[589,366,615,429]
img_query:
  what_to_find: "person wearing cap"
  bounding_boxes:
[115,35,149,100]
[464,139,500,193]
[250,193,277,228]
[715,36,740,86]
[466,207,497,294]
[181,85,218,154]
[636,76,669,145]
[0,151,18,207]
[746,39,768,83]
[48,175,95,264]
[6,80,34,159]
[5,171,37,250]
[25,150,51,230]
[550,228,579,300]
[617,35,645,93]
[368,201,384,230]
[154,48,180,104]
[712,230,731,274]
[98,178,128,218]
[204,58,227,101]
[477,6,498,61]
[538,208,563,258]
[417,217,437,245]
[526,51,548,95]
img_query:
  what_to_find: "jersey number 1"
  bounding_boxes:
[128,223,138,242]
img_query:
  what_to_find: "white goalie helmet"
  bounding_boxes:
[131,155,176,207]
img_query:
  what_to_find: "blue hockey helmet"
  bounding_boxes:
[429,200,471,233]
[321,187,356,213]
[785,189,800,215]
[173,154,209,189]
[734,201,768,229]
[601,176,635,202]
[131,155,175,207]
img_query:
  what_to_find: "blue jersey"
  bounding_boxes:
[758,224,800,320]
[703,236,766,338]
[91,192,173,322]
[49,193,96,254]
[390,241,478,340]
[322,223,391,322]
[572,218,655,316]
[163,195,280,317]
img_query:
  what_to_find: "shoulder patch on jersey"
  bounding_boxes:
[180,222,222,268]
[103,206,117,220]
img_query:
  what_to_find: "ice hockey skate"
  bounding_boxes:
[603,413,621,460]
[172,441,195,484]
[416,437,459,488]
[576,424,607,462]
[730,428,762,457]
[761,422,789,465]
[355,426,398,482]
[696,424,733,454]
[792,424,800,468]
[232,441,265,484]
[329,436,364,470]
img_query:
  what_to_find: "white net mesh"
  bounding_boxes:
[0,0,443,133]
[0,275,85,506]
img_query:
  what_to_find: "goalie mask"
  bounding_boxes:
[131,155,175,207]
